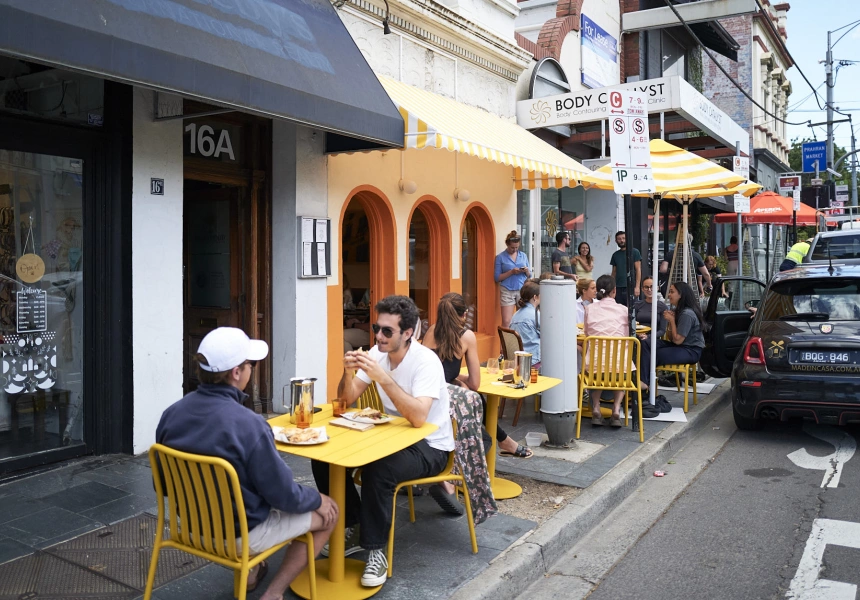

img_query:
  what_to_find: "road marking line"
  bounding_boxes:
[787,518,860,600]
[786,424,856,488]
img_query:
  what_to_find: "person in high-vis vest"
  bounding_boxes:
[779,231,810,271]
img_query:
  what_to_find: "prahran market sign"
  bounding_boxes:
[517,75,749,155]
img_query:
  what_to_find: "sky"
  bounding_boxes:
[784,1,860,157]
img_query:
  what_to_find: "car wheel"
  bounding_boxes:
[732,402,762,431]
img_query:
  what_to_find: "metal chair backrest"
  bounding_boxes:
[497,326,523,361]
[581,336,641,390]
[357,380,385,412]
[149,444,248,562]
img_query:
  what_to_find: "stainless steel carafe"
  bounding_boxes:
[288,377,316,423]
[514,351,532,388]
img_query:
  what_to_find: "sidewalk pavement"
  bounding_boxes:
[0,380,730,599]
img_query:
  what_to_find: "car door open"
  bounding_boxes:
[702,276,767,378]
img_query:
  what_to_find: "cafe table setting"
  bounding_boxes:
[268,404,437,599]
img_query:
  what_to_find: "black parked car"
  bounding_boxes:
[701,266,860,430]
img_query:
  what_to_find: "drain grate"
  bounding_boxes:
[0,552,138,599]
[1,514,210,598]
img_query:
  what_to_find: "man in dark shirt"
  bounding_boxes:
[551,231,576,280]
[156,327,338,600]
[610,231,641,305]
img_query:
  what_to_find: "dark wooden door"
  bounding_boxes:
[183,187,244,393]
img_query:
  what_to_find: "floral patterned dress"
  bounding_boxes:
[446,384,498,525]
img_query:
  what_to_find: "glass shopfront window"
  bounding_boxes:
[516,190,532,261]
[540,187,586,275]
[0,150,85,461]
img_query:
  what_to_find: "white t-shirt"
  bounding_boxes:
[356,341,454,452]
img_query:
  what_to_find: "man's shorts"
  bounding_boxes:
[239,508,313,554]
[500,287,520,307]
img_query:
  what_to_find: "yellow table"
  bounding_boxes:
[462,367,561,500]
[269,405,438,600]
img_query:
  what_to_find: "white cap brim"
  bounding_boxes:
[247,339,269,361]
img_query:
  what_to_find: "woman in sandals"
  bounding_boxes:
[582,275,632,427]
[423,294,533,472]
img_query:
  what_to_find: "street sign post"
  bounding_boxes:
[734,194,750,213]
[732,156,750,180]
[801,141,827,173]
[609,90,654,194]
[811,178,824,187]
[779,175,800,195]
[793,188,801,211]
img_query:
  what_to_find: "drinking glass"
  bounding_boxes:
[502,359,515,379]
[332,397,347,417]
[486,357,499,374]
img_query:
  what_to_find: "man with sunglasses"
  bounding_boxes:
[156,327,338,600]
[312,295,454,588]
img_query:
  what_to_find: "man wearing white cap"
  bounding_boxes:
[156,327,338,600]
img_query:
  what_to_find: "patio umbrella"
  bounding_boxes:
[576,140,762,409]
[713,191,818,225]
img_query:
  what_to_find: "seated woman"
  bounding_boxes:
[583,275,631,427]
[639,281,705,392]
[509,280,541,368]
[423,293,532,514]
[575,277,596,325]
[633,276,668,340]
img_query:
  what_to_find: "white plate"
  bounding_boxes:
[272,426,329,445]
[342,411,394,424]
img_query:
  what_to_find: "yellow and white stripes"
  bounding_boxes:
[379,75,592,190]
[585,139,758,196]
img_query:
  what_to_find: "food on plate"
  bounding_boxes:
[288,428,321,443]
[355,407,386,420]
[274,427,321,443]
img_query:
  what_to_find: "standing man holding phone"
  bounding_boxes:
[495,230,531,328]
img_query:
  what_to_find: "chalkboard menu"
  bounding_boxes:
[16,288,48,333]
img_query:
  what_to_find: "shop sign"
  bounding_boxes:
[184,123,236,160]
[580,14,618,89]
[779,175,800,194]
[516,75,749,154]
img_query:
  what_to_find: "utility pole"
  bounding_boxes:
[826,30,834,180]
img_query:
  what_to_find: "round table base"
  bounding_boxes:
[492,476,523,500]
[290,558,382,600]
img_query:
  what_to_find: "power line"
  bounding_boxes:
[661,0,811,127]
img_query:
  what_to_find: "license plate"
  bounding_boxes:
[798,351,850,364]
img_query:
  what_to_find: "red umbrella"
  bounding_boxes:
[714,191,819,225]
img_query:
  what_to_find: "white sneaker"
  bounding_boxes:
[360,549,388,587]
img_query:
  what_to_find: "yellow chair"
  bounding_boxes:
[144,444,317,600]
[575,336,644,443]
[356,379,385,412]
[386,417,478,577]
[656,332,698,412]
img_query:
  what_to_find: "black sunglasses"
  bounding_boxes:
[507,238,521,243]
[244,360,258,369]
[372,323,402,338]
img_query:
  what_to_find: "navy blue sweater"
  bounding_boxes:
[155,384,321,530]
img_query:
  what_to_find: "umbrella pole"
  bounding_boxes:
[650,197,661,407]
[682,200,689,284]
[737,212,743,276]
[766,223,770,281]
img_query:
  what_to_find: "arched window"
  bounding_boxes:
[408,208,430,320]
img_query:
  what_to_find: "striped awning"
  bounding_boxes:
[378,75,593,190]
[583,139,757,195]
